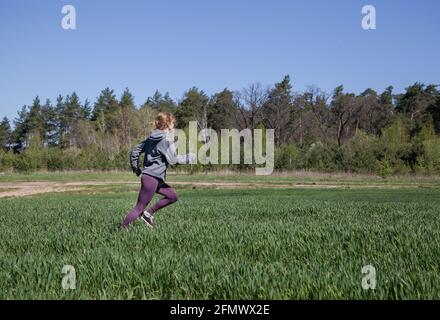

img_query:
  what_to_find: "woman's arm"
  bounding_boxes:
[160,140,195,165]
[130,140,147,175]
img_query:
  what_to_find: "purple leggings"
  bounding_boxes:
[122,174,178,227]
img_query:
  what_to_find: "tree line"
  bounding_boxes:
[1,75,439,175]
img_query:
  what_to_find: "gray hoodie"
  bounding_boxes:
[130,129,194,181]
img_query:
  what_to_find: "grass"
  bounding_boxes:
[0,171,135,182]
[0,188,18,193]
[1,186,440,299]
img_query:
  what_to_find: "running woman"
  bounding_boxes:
[121,112,195,228]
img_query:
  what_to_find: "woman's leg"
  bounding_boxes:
[122,174,158,227]
[145,185,178,216]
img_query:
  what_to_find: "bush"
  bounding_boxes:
[75,146,105,170]
[418,138,440,174]
[376,160,393,178]
[376,117,414,174]
[0,150,14,172]
[344,130,379,173]
[12,153,38,173]
[298,142,341,171]
[45,148,67,171]
[275,144,297,170]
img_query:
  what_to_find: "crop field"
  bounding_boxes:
[1,173,440,299]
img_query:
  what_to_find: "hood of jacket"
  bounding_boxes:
[148,129,168,143]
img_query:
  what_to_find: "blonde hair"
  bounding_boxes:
[152,112,176,130]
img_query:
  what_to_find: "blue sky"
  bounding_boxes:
[1,0,439,124]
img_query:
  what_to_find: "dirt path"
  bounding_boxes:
[0,180,435,198]
[0,181,131,198]
[0,181,287,198]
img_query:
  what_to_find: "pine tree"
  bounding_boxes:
[210,88,239,131]
[118,88,136,146]
[91,87,119,133]
[262,75,293,145]
[175,87,210,131]
[42,99,58,147]
[10,97,46,148]
[396,83,439,137]
[0,117,12,148]
[26,96,46,146]
[58,92,87,148]
[53,95,65,146]
[82,99,92,120]
[13,105,29,144]
[144,90,176,113]
[428,95,440,134]
[357,88,391,135]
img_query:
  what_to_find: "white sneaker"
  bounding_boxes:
[140,211,154,228]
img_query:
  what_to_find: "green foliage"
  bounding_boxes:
[45,148,68,171]
[417,137,440,174]
[143,90,176,113]
[174,87,210,129]
[0,117,12,147]
[209,89,238,130]
[344,130,379,173]
[12,153,38,173]
[376,116,413,174]
[275,144,297,170]
[299,142,340,171]
[396,83,439,137]
[0,150,14,172]
[376,159,393,178]
[381,116,409,148]
[3,82,440,175]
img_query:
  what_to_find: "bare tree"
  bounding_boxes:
[235,83,267,130]
[330,86,361,146]
[305,86,331,143]
[136,106,156,141]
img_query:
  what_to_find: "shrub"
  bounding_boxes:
[45,148,67,171]
[275,144,297,170]
[418,137,440,174]
[376,160,393,178]
[299,142,340,171]
[344,130,379,173]
[12,153,38,173]
[0,150,14,172]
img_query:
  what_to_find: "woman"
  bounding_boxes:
[121,112,195,228]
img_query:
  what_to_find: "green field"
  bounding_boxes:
[1,176,440,299]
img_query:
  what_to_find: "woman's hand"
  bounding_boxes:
[133,168,142,176]
[187,153,196,164]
